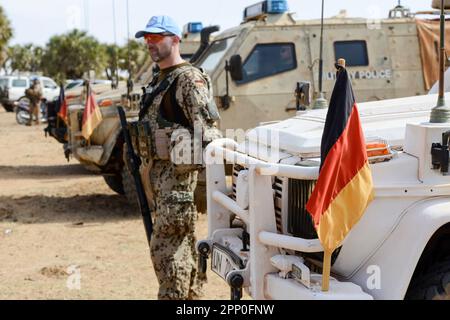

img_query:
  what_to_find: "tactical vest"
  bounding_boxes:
[130,64,221,163]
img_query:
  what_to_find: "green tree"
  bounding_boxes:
[103,43,120,83]
[41,29,107,82]
[6,44,43,74]
[0,6,13,68]
[118,39,147,78]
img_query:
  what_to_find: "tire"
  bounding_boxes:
[16,109,29,125]
[16,97,30,125]
[1,102,14,112]
[103,174,125,195]
[405,257,450,300]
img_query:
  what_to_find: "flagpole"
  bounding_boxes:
[86,81,91,147]
[322,250,332,292]
[321,58,345,293]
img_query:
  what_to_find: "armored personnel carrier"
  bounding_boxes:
[193,0,450,130]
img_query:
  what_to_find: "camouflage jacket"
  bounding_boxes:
[26,84,43,104]
[141,63,222,172]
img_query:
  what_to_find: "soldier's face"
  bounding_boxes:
[145,35,175,63]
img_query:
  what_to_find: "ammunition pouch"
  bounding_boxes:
[129,120,173,162]
[129,120,153,164]
[154,128,172,161]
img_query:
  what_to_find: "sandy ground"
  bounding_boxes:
[0,107,232,300]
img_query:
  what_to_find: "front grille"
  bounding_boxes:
[273,177,283,233]
[288,179,318,239]
[230,164,245,200]
[288,178,342,265]
[231,165,284,233]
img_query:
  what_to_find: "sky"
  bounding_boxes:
[0,0,436,46]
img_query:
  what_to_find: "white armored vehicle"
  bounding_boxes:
[198,0,450,301]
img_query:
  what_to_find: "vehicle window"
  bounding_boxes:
[197,36,237,74]
[181,54,193,61]
[238,43,297,84]
[65,81,82,90]
[43,79,57,89]
[334,41,369,67]
[12,79,28,88]
[0,78,8,89]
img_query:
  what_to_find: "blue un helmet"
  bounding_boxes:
[135,15,182,39]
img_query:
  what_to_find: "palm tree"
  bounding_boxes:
[0,6,13,69]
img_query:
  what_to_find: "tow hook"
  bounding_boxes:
[198,242,210,274]
[229,273,244,301]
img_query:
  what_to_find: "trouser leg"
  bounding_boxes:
[150,195,206,300]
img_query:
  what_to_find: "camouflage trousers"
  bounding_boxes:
[149,160,206,300]
[28,102,40,125]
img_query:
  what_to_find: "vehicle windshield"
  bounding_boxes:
[65,81,83,90]
[197,36,237,74]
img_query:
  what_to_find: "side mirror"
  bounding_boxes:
[295,82,311,111]
[228,55,244,81]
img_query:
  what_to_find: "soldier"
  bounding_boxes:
[135,16,222,300]
[25,79,43,126]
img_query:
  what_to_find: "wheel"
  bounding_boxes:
[103,174,125,195]
[1,102,14,112]
[16,97,30,125]
[406,256,450,300]
[16,109,29,125]
[121,165,140,212]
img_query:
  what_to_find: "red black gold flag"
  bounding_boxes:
[81,84,103,140]
[306,65,374,291]
[57,85,68,124]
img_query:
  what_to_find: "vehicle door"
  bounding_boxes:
[217,29,300,130]
[9,78,29,101]
[42,78,59,101]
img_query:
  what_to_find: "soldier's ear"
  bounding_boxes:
[172,36,181,45]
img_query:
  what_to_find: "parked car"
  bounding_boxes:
[0,75,60,110]
[65,79,84,91]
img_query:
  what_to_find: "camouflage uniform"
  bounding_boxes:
[26,82,43,126]
[140,63,222,300]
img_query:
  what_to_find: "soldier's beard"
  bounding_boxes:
[149,45,172,63]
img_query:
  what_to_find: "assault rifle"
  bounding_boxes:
[117,107,153,244]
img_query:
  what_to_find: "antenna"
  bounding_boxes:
[126,0,133,99]
[313,0,328,109]
[430,0,450,123]
[112,0,118,89]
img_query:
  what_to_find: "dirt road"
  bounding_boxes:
[0,108,230,300]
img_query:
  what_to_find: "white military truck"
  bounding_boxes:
[194,0,450,130]
[197,1,450,300]
[200,90,450,301]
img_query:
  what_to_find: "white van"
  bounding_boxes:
[0,75,60,103]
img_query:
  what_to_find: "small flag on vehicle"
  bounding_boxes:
[81,83,103,140]
[306,59,374,292]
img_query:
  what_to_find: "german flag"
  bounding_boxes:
[81,84,103,140]
[57,85,68,124]
[306,65,374,291]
